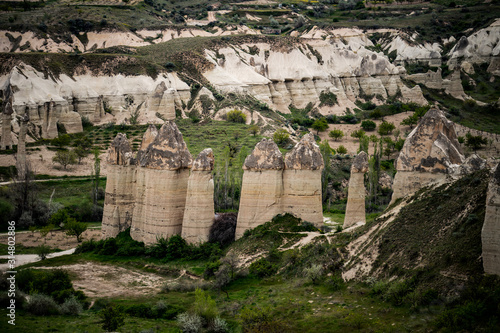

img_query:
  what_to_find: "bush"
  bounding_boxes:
[177,312,203,333]
[209,213,237,247]
[249,258,277,278]
[303,264,323,284]
[211,316,229,333]
[239,306,288,333]
[325,275,346,292]
[361,120,376,131]
[64,219,87,242]
[24,294,60,315]
[193,288,219,323]
[226,109,246,123]
[100,305,125,332]
[35,244,51,260]
[378,121,396,135]
[328,129,344,141]
[336,145,347,154]
[60,296,83,316]
[273,128,289,146]
[319,91,338,106]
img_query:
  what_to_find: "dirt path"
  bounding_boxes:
[35,262,166,298]
[0,248,75,272]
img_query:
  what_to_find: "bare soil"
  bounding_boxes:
[0,228,102,250]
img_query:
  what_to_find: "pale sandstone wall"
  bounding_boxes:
[130,121,192,245]
[282,169,323,226]
[182,149,215,244]
[101,133,135,238]
[236,139,285,238]
[482,163,500,276]
[344,151,369,229]
[236,170,284,239]
[391,171,448,203]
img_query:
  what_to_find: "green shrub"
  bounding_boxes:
[193,288,219,322]
[60,296,83,316]
[336,145,347,154]
[303,264,323,284]
[100,305,125,332]
[24,294,60,316]
[249,258,277,278]
[177,312,203,333]
[325,275,346,292]
[378,121,396,135]
[272,128,289,146]
[319,91,338,106]
[361,120,376,131]
[226,109,247,123]
[239,306,288,333]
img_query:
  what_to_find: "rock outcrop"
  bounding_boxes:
[282,133,324,226]
[236,134,324,238]
[1,87,13,150]
[391,108,465,203]
[482,163,500,276]
[101,133,135,238]
[236,139,285,238]
[344,152,369,229]
[131,121,192,244]
[182,148,215,244]
[15,105,29,172]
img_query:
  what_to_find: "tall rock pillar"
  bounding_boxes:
[182,148,215,244]
[482,163,500,276]
[235,139,284,239]
[1,91,13,150]
[131,121,192,244]
[101,133,135,238]
[391,108,464,204]
[343,151,369,229]
[283,133,324,227]
[16,105,29,173]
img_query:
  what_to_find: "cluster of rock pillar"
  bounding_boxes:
[235,134,324,238]
[482,162,500,276]
[102,122,215,245]
[102,126,325,244]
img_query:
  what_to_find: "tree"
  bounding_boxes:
[73,136,93,163]
[361,120,376,131]
[273,128,290,146]
[249,124,259,136]
[378,121,396,136]
[328,129,344,141]
[465,133,488,152]
[401,114,418,129]
[226,109,246,123]
[64,218,87,242]
[52,150,77,169]
[311,118,328,135]
[351,129,366,139]
[337,145,347,154]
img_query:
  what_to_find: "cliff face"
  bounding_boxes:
[344,152,369,229]
[391,108,465,203]
[182,148,215,244]
[102,133,136,238]
[482,163,500,276]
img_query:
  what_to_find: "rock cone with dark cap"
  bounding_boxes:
[102,134,135,238]
[131,121,192,244]
[282,133,324,227]
[236,139,285,238]
[182,148,215,244]
[391,108,465,203]
[344,151,369,229]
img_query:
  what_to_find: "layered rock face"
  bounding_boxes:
[1,91,13,150]
[482,163,500,276]
[282,133,324,226]
[236,139,285,239]
[131,121,192,244]
[182,149,215,244]
[391,108,465,203]
[15,106,29,171]
[344,152,369,229]
[236,134,324,237]
[101,134,135,238]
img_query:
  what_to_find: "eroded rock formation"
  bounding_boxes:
[344,152,369,229]
[236,139,285,239]
[391,108,465,203]
[1,87,13,150]
[15,105,29,172]
[236,134,324,238]
[182,148,215,244]
[282,133,324,226]
[101,133,135,238]
[131,121,192,244]
[482,163,500,276]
